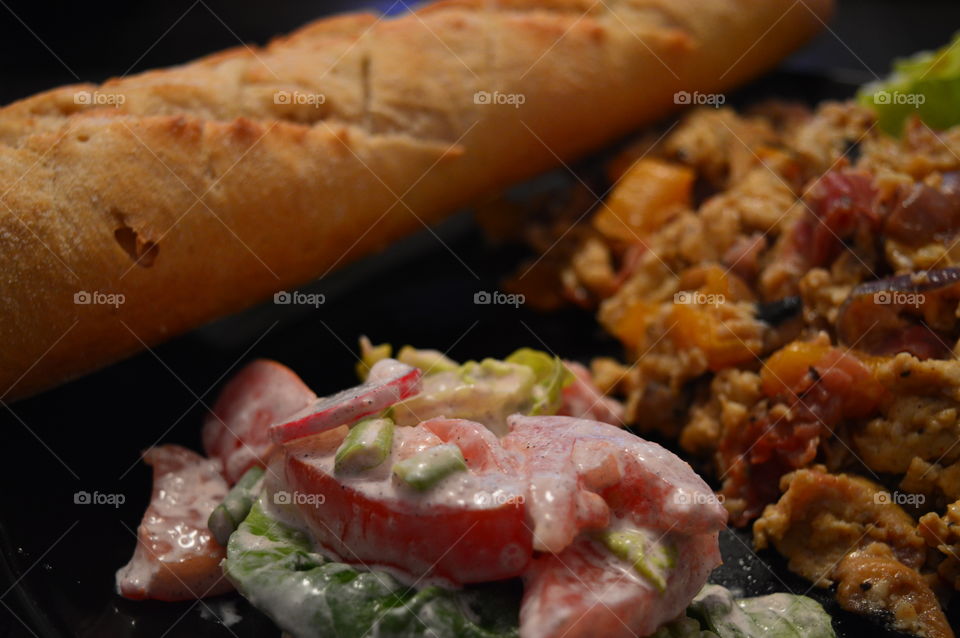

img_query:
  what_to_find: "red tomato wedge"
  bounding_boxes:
[270,359,421,444]
[281,414,726,595]
[281,420,532,585]
[505,416,728,536]
[520,531,721,638]
[202,359,316,484]
[116,445,233,601]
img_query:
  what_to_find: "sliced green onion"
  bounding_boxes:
[393,443,467,491]
[599,528,677,593]
[505,347,572,415]
[334,417,394,474]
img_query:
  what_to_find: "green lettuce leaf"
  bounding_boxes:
[858,32,960,135]
[225,501,835,638]
[222,498,519,638]
[686,584,835,638]
[504,348,573,415]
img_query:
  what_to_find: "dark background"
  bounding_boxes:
[1,1,959,637]
[0,0,958,103]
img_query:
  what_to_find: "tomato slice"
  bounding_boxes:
[505,416,727,536]
[116,445,233,601]
[270,359,421,444]
[202,359,316,484]
[278,411,726,631]
[520,531,721,638]
[282,421,532,585]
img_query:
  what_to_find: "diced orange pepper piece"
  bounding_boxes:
[761,340,831,398]
[678,265,754,304]
[593,159,694,242]
[669,304,758,371]
[611,301,659,351]
[761,340,883,417]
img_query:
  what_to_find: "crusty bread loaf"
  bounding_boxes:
[0,0,831,400]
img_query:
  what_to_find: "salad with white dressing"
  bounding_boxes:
[116,339,837,638]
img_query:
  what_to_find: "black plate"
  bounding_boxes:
[2,153,954,637]
[0,34,956,638]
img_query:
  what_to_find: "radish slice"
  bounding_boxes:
[269,359,421,444]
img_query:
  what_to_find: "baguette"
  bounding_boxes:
[0,0,831,400]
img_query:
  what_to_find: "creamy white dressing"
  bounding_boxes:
[260,475,472,590]
[572,439,623,491]
[521,526,720,638]
[511,415,726,533]
[300,426,527,511]
[352,422,381,448]
[392,362,535,436]
[260,457,315,537]
[229,485,338,638]
[223,445,260,485]
[245,559,337,638]
[278,425,529,588]
[368,358,416,382]
[199,598,243,627]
